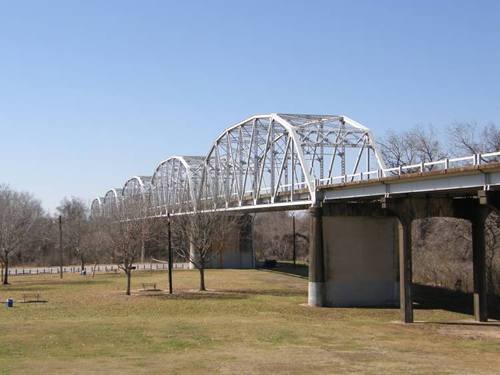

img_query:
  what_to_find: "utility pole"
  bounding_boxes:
[292,213,296,266]
[167,213,173,294]
[58,215,63,279]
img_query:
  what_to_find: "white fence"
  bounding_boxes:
[5,262,191,276]
[320,151,500,185]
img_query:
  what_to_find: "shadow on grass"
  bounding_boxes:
[139,291,248,301]
[413,283,500,320]
[416,320,500,327]
[254,264,500,319]
[256,261,308,279]
[222,288,306,297]
[138,286,305,300]
[0,277,114,292]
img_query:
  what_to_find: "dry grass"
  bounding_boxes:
[0,269,499,374]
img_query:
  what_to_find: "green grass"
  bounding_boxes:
[0,269,499,374]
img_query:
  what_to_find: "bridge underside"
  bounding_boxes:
[308,189,500,323]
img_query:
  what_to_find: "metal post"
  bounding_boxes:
[168,213,173,294]
[58,215,63,279]
[399,219,413,323]
[292,213,296,266]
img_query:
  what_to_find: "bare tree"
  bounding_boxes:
[254,211,309,262]
[378,130,418,167]
[0,185,43,284]
[101,196,151,295]
[448,122,500,155]
[57,197,91,271]
[172,208,238,291]
[80,216,109,276]
[408,126,447,164]
[378,125,446,168]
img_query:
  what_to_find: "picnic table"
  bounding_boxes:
[141,283,157,291]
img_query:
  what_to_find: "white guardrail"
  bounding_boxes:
[5,262,191,276]
[319,151,500,186]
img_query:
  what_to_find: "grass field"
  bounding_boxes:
[0,269,499,374]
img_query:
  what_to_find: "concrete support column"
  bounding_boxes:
[399,219,413,323]
[308,205,326,307]
[382,197,422,323]
[471,207,488,322]
[455,193,491,322]
[239,214,255,268]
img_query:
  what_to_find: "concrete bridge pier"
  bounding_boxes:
[453,190,500,322]
[380,199,419,323]
[238,214,255,268]
[308,205,326,307]
[398,218,413,323]
[198,213,255,269]
[383,196,461,323]
[471,207,488,322]
[308,202,399,309]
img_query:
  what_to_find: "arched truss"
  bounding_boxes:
[90,197,104,217]
[199,114,384,210]
[94,113,385,216]
[103,188,123,217]
[122,176,152,218]
[150,156,205,215]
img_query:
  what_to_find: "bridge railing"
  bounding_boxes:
[319,151,500,186]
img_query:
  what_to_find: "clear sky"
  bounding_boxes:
[1,0,499,212]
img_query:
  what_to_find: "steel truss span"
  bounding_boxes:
[90,113,500,217]
[91,113,382,216]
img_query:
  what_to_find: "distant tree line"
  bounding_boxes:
[0,186,239,294]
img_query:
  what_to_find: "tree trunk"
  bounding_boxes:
[81,256,85,273]
[199,267,206,291]
[3,255,9,285]
[126,269,132,295]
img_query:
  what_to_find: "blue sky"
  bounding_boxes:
[1,0,499,212]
